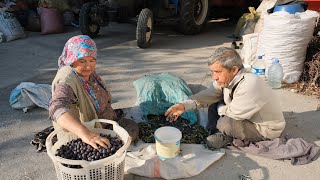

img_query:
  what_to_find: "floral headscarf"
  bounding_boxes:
[58,35,108,112]
[58,35,97,68]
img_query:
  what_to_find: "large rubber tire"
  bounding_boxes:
[136,8,153,48]
[179,0,209,35]
[80,2,100,38]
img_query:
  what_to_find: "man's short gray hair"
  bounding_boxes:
[208,47,244,71]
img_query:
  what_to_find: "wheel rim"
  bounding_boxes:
[146,17,152,42]
[194,0,202,17]
[193,0,208,25]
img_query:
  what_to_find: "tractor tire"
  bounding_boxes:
[136,8,153,48]
[179,0,209,35]
[80,2,100,38]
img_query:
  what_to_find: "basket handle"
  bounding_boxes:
[46,129,92,166]
[89,119,132,161]
[46,129,129,167]
[94,135,131,165]
[115,135,131,157]
[46,119,132,167]
[85,119,120,129]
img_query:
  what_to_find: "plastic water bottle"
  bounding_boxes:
[251,55,266,79]
[268,58,284,89]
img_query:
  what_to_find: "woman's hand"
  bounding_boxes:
[80,131,110,150]
[165,103,185,122]
[56,112,110,150]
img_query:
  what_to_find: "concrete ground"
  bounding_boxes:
[0,21,319,180]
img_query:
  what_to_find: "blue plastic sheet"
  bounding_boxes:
[133,73,197,124]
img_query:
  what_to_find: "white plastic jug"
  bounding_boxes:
[154,126,182,160]
[268,58,284,89]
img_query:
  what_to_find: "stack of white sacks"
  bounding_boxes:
[241,0,319,83]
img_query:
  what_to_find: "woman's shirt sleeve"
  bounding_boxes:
[49,83,78,121]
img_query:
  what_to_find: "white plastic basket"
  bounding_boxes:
[46,119,131,180]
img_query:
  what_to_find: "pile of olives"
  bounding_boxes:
[139,115,209,144]
[56,134,123,163]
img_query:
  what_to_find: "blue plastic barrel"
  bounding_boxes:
[273,3,305,14]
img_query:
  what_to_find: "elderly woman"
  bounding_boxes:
[49,35,138,149]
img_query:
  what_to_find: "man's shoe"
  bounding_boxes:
[231,41,239,49]
[206,132,233,149]
[239,42,243,49]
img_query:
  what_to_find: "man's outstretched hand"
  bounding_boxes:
[165,103,185,122]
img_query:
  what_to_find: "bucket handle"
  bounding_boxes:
[46,119,131,167]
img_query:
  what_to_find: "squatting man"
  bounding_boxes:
[165,47,285,148]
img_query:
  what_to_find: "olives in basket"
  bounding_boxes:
[55,134,123,162]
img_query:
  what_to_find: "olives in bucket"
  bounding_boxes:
[55,134,123,162]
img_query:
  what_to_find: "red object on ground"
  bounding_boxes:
[305,0,320,12]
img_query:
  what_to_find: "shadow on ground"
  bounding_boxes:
[283,111,320,143]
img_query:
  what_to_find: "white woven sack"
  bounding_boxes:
[0,9,25,41]
[254,0,277,33]
[125,142,225,179]
[240,33,259,66]
[257,10,319,83]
